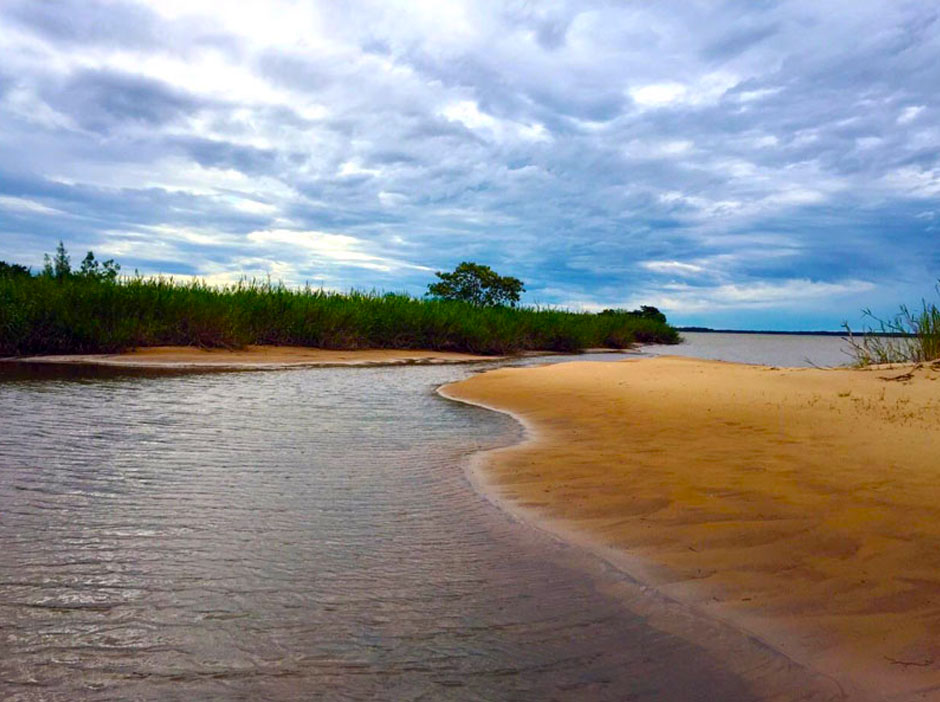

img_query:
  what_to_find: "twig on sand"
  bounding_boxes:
[804,358,833,369]
[879,365,921,382]
[884,655,934,668]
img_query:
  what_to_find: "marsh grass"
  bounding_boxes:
[844,290,940,365]
[0,275,679,356]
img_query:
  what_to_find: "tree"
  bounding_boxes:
[43,241,71,279]
[0,261,30,278]
[41,242,121,282]
[79,250,121,282]
[599,305,668,324]
[427,261,525,307]
[629,305,667,324]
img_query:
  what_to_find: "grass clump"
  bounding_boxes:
[0,272,679,357]
[844,287,940,366]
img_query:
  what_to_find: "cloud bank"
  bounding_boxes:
[1,0,939,328]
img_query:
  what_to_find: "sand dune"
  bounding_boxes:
[443,356,940,699]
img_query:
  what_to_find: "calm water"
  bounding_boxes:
[643,332,854,367]
[0,340,840,700]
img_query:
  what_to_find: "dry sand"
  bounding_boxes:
[443,356,940,700]
[10,345,495,369]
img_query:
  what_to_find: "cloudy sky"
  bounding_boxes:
[1,1,938,329]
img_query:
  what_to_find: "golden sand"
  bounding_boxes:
[443,356,940,698]
[13,345,494,368]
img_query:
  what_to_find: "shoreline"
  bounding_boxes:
[0,345,637,371]
[2,345,501,369]
[439,384,852,700]
[442,356,940,700]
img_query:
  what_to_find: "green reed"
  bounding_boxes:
[0,275,679,356]
[844,289,940,365]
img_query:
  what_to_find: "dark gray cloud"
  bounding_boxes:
[47,69,204,132]
[166,136,278,175]
[3,0,240,55]
[5,0,163,49]
[1,0,939,329]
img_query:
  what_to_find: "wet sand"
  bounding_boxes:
[442,356,940,699]
[9,345,494,369]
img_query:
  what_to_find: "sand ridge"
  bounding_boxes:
[9,345,497,369]
[443,356,940,699]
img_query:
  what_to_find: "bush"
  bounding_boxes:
[844,287,940,365]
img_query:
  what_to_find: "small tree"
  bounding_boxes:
[41,242,120,282]
[43,240,71,279]
[427,261,525,307]
[79,250,121,282]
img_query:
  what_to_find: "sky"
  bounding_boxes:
[1,1,938,330]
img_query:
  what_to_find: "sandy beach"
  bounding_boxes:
[8,345,496,369]
[443,356,940,699]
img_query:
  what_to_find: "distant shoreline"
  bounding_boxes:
[676,327,912,337]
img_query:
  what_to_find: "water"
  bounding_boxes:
[642,332,854,368]
[0,343,840,700]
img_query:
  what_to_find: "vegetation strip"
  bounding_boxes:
[0,245,678,356]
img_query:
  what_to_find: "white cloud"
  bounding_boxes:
[228,197,278,215]
[0,195,63,215]
[339,160,381,178]
[378,190,409,207]
[735,87,783,103]
[246,229,432,273]
[440,100,550,143]
[624,139,694,159]
[897,105,924,125]
[441,100,497,131]
[630,82,687,107]
[642,279,877,313]
[641,260,707,276]
[883,166,940,197]
[763,187,826,206]
[630,72,738,110]
[658,191,744,219]
[518,122,550,142]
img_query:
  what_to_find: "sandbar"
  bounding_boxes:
[8,345,496,369]
[443,356,940,699]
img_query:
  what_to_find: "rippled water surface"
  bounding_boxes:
[0,359,830,700]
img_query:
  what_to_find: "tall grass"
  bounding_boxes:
[0,275,679,356]
[844,288,940,365]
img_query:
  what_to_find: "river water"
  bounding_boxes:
[642,331,854,367]
[0,337,843,700]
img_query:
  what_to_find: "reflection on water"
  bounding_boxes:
[0,360,830,700]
